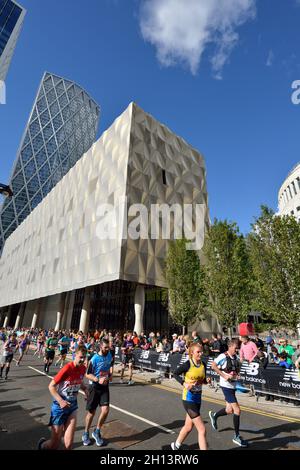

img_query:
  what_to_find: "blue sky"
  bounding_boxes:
[1,0,300,234]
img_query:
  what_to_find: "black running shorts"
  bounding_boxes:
[182,400,201,419]
[86,384,110,411]
[45,350,55,360]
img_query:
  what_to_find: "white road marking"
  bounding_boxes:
[27,365,175,434]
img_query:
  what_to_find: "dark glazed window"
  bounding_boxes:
[0,1,22,56]
[162,169,167,185]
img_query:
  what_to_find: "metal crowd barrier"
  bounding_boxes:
[114,347,300,402]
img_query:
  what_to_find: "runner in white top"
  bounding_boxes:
[208,339,248,448]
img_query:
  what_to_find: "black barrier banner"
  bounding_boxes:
[239,361,300,397]
[114,347,300,399]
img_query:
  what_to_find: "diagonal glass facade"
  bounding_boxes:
[0,72,100,253]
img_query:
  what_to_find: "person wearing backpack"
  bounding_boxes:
[208,339,248,448]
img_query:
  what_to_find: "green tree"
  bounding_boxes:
[248,206,300,331]
[203,220,253,331]
[165,239,207,334]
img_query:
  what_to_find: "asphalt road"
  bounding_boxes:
[0,352,300,451]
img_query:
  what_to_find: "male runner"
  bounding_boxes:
[55,333,71,368]
[209,339,248,447]
[120,333,135,385]
[82,338,113,446]
[38,346,88,450]
[0,333,18,380]
[44,333,58,374]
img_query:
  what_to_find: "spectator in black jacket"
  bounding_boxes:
[254,335,264,350]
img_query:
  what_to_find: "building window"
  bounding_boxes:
[297,206,300,212]
[292,181,297,196]
[288,186,292,199]
[162,169,167,185]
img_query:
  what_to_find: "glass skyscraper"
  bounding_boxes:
[0,71,100,253]
[0,0,26,81]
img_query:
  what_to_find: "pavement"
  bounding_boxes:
[1,351,300,451]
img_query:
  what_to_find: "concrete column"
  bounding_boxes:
[134,284,145,335]
[14,302,26,330]
[54,293,67,331]
[31,299,42,329]
[79,287,91,334]
[62,292,70,330]
[3,305,12,328]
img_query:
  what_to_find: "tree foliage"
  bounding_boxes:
[203,220,253,328]
[165,239,207,330]
[248,206,300,331]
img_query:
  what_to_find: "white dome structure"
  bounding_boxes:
[278,162,300,221]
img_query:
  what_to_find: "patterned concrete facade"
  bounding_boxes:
[0,102,209,308]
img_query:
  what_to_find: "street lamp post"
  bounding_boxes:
[0,183,13,197]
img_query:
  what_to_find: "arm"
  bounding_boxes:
[85,361,99,384]
[211,359,232,382]
[173,360,191,387]
[239,345,245,362]
[48,379,71,409]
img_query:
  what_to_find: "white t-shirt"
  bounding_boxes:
[214,353,239,389]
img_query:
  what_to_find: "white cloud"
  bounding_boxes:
[266,49,274,67]
[139,0,256,78]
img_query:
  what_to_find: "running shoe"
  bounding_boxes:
[170,442,181,450]
[37,437,46,450]
[127,380,135,386]
[209,411,218,431]
[232,435,248,447]
[92,429,104,447]
[82,432,91,446]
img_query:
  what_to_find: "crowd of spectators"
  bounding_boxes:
[1,326,299,369]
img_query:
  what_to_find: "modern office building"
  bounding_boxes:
[278,162,300,221]
[0,102,210,334]
[0,72,100,253]
[0,0,26,81]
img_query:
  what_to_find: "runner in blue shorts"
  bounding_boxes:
[38,346,88,450]
[209,339,248,448]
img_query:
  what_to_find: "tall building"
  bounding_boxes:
[0,102,210,334]
[278,162,300,221]
[0,72,100,253]
[0,0,26,81]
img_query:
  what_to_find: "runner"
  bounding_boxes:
[55,332,71,369]
[16,333,29,366]
[209,339,248,447]
[85,337,96,365]
[34,330,46,358]
[0,333,18,380]
[120,333,135,385]
[82,338,113,446]
[38,346,88,450]
[44,333,58,374]
[171,343,208,451]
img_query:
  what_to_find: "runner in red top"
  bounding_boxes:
[38,345,88,450]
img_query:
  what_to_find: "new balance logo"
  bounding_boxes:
[140,350,150,360]
[158,353,170,362]
[240,362,260,376]
[180,355,189,364]
[283,370,300,383]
